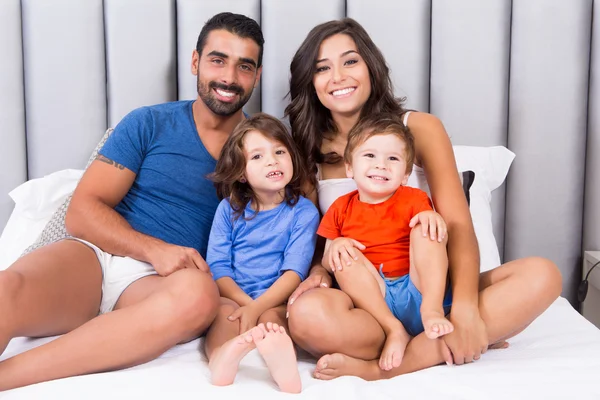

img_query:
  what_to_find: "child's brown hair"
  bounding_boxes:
[344,112,415,175]
[211,113,307,218]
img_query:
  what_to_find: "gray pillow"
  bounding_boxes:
[21,128,114,256]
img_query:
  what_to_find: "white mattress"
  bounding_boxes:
[2,297,600,399]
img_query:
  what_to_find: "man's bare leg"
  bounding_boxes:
[0,263,219,391]
[0,240,102,356]
[313,257,562,380]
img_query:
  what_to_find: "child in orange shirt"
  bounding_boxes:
[318,113,453,372]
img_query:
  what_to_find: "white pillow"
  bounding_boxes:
[0,169,83,270]
[407,145,515,272]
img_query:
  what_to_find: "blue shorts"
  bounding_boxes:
[380,266,453,337]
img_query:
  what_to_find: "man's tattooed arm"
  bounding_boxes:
[96,154,125,170]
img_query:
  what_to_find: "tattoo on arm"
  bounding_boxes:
[96,155,125,170]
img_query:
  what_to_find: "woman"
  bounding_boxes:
[284,18,562,381]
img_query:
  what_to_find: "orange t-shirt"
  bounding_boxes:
[317,186,433,278]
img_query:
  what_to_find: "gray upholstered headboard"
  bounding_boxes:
[0,0,598,304]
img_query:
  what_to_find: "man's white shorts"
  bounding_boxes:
[71,238,158,314]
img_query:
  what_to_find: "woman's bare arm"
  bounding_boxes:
[409,112,488,364]
[410,112,480,305]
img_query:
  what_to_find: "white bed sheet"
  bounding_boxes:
[2,297,600,400]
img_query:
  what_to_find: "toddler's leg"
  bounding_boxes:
[334,253,410,370]
[205,297,262,386]
[409,227,454,339]
[254,322,301,394]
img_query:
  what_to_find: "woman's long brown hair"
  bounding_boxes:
[211,113,307,219]
[284,18,408,187]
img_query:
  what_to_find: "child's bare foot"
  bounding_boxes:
[254,322,301,394]
[208,326,264,386]
[421,309,454,339]
[379,324,411,371]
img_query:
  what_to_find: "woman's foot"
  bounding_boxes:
[379,324,411,370]
[315,353,380,381]
[254,322,301,394]
[421,309,454,339]
[208,326,264,386]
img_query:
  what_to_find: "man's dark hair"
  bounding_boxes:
[196,12,264,67]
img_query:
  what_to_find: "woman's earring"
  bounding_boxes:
[239,177,247,183]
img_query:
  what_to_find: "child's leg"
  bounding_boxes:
[205,297,263,386]
[258,305,288,330]
[409,226,454,339]
[254,321,301,394]
[334,253,410,371]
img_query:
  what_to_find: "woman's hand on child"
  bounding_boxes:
[147,242,211,276]
[287,267,332,313]
[409,211,447,242]
[442,304,488,365]
[328,238,366,272]
[228,303,261,333]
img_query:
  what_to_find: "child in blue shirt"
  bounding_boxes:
[204,113,320,393]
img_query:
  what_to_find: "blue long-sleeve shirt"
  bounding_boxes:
[207,196,320,299]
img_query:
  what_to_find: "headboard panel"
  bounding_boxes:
[105,0,178,127]
[22,0,107,178]
[1,0,598,304]
[0,0,26,229]
[586,2,600,253]
[505,0,592,293]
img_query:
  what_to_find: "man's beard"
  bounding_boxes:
[197,76,253,117]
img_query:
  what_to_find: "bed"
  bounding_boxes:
[1,0,600,398]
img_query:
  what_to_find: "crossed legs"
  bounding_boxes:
[288,255,561,380]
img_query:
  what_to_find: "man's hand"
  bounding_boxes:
[228,303,261,333]
[326,237,366,272]
[442,304,488,365]
[409,210,447,242]
[287,266,332,316]
[147,242,210,276]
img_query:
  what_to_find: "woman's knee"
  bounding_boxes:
[525,257,562,297]
[161,269,220,330]
[288,289,344,342]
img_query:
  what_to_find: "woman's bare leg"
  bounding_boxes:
[312,256,562,380]
[0,266,219,391]
[0,240,103,355]
[288,288,385,360]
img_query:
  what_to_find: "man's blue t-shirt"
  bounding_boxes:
[207,197,320,299]
[99,100,218,258]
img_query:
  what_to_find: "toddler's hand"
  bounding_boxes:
[409,211,447,242]
[327,237,366,272]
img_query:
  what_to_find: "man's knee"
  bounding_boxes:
[162,269,219,330]
[0,270,23,306]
